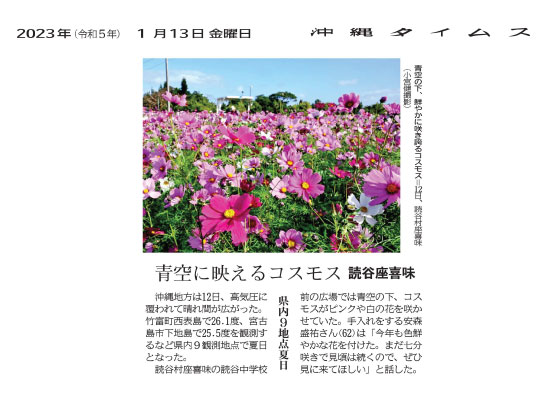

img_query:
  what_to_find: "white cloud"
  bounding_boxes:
[338,79,358,86]
[172,70,221,86]
[360,88,400,103]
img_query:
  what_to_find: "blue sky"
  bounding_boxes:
[143,58,400,106]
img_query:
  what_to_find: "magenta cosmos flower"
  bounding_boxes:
[363,165,400,207]
[288,168,325,202]
[199,194,253,246]
[276,229,306,252]
[224,125,256,146]
[338,92,360,111]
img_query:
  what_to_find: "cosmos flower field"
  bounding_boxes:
[143,93,400,253]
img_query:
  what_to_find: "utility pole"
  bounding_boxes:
[165,58,170,111]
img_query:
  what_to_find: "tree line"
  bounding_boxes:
[143,78,385,114]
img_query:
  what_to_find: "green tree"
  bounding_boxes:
[291,100,312,113]
[250,101,262,113]
[269,91,297,112]
[179,78,189,95]
[255,95,273,112]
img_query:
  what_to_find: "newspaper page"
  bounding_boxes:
[1,1,558,395]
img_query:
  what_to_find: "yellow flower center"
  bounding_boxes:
[227,173,233,178]
[224,209,236,218]
[289,125,293,129]
[281,187,287,193]
[325,143,330,148]
[370,158,376,163]
[204,152,209,157]
[287,240,296,248]
[143,189,149,194]
[287,160,293,166]
[202,239,207,244]
[218,144,222,147]
[185,122,190,126]
[301,182,310,190]
[209,178,215,183]
[159,166,165,171]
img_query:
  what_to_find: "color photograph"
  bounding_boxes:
[143,58,400,252]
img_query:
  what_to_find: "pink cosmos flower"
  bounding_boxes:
[213,138,228,150]
[164,185,185,208]
[190,188,210,205]
[242,157,261,171]
[177,113,197,128]
[277,147,304,172]
[161,91,173,102]
[364,152,380,167]
[383,103,400,115]
[199,194,253,246]
[162,91,187,107]
[143,178,161,200]
[200,125,213,136]
[151,157,171,180]
[200,145,215,160]
[276,229,306,253]
[316,135,340,151]
[288,168,325,202]
[188,228,219,252]
[338,92,360,111]
[329,166,352,179]
[199,170,221,188]
[363,165,400,207]
[270,175,291,199]
[149,146,167,163]
[217,164,241,187]
[190,186,225,205]
[245,215,267,238]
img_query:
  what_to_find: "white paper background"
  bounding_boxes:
[1,1,558,395]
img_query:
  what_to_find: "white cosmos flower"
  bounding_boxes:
[260,130,273,141]
[347,193,384,226]
[159,177,174,192]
